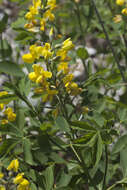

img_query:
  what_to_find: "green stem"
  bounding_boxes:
[102,145,108,190]
[91,0,126,83]
[70,143,99,190]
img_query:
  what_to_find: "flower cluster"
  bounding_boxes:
[22,43,53,64]
[0,91,16,125]
[24,0,56,32]
[114,0,127,23]
[7,159,31,190]
[22,0,82,104]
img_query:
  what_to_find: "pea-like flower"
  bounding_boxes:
[4,107,16,122]
[7,159,19,172]
[116,0,125,6]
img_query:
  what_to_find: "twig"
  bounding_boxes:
[91,0,126,83]
[102,145,108,190]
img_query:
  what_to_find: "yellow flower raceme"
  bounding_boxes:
[113,14,122,23]
[122,7,127,15]
[116,0,125,5]
[7,159,19,172]
[4,107,16,122]
[0,186,5,190]
[62,38,75,51]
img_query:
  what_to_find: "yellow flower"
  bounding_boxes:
[22,53,35,64]
[116,0,125,5]
[20,179,29,186]
[1,119,8,125]
[56,49,67,61]
[33,0,41,9]
[82,106,89,114]
[47,0,56,10]
[24,23,36,32]
[4,108,16,122]
[65,82,81,95]
[40,18,46,31]
[62,38,74,51]
[57,62,69,74]
[49,27,53,36]
[0,104,4,110]
[113,14,122,23]
[7,159,19,172]
[29,5,38,15]
[17,185,31,190]
[25,12,33,20]
[0,173,4,179]
[29,64,52,84]
[44,9,55,21]
[122,7,127,15]
[63,74,74,85]
[42,89,58,102]
[0,91,8,97]
[41,43,53,59]
[29,44,43,59]
[0,186,5,190]
[13,173,24,184]
[28,72,37,82]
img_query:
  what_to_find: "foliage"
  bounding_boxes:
[0,0,127,189]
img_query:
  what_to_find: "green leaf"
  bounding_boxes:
[40,122,53,132]
[37,134,51,153]
[15,31,34,41]
[30,183,37,190]
[11,17,26,30]
[95,132,103,167]
[0,13,8,33]
[33,151,48,164]
[50,152,66,164]
[70,121,96,131]
[112,134,127,154]
[120,147,127,177]
[56,170,72,188]
[0,61,24,77]
[93,112,105,127]
[0,139,18,157]
[0,94,18,103]
[23,138,35,165]
[0,39,12,57]
[43,165,54,190]
[55,116,70,133]
[16,109,25,131]
[77,47,89,59]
